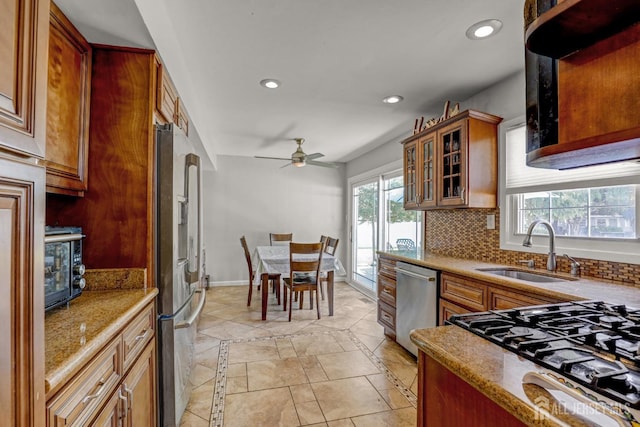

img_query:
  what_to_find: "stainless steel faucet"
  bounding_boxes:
[522,219,556,271]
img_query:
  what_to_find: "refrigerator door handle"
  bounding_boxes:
[175,289,206,330]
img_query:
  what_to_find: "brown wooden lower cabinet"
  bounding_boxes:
[438,298,472,325]
[439,272,566,325]
[418,351,525,427]
[46,303,156,426]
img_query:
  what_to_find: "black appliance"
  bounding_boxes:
[449,301,640,425]
[44,226,85,311]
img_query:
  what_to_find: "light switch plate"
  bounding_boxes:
[486,214,496,230]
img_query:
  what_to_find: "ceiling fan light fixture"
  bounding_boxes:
[383,95,404,104]
[293,160,305,167]
[260,78,281,89]
[466,19,503,40]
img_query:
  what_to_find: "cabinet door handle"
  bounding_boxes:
[135,328,149,341]
[119,389,128,418]
[82,378,107,404]
[125,385,133,413]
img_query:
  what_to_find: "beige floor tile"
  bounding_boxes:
[366,373,394,391]
[224,387,300,427]
[296,400,326,425]
[316,350,380,380]
[247,357,308,390]
[290,383,316,404]
[349,318,385,337]
[227,363,246,377]
[351,332,385,352]
[350,407,417,427]
[191,363,216,388]
[410,375,418,395]
[225,376,248,394]
[185,379,214,420]
[228,339,280,363]
[311,377,390,421]
[291,334,344,357]
[180,283,417,427]
[179,410,209,427]
[299,355,329,382]
[327,419,355,427]
[377,387,413,409]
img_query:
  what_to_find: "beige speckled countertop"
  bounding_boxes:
[410,326,611,427]
[44,288,158,398]
[379,251,640,306]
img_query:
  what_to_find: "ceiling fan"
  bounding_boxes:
[255,138,338,168]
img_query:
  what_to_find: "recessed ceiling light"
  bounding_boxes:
[260,79,280,89]
[383,95,404,104]
[466,19,503,40]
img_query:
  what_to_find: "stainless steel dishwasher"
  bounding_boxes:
[395,262,439,356]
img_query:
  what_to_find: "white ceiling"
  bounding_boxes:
[54,0,525,165]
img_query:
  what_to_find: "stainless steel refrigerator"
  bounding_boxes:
[156,123,206,426]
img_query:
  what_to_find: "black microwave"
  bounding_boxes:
[44,226,86,312]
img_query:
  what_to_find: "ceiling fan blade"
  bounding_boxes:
[255,155,292,161]
[306,160,339,168]
[306,152,324,160]
[280,162,292,169]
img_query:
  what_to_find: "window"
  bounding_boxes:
[499,119,640,264]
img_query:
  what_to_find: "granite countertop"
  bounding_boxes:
[44,288,158,398]
[411,326,621,427]
[378,251,640,306]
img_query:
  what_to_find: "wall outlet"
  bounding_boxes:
[486,214,496,230]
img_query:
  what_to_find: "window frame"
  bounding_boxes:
[498,116,640,265]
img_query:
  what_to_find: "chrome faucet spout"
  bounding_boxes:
[523,219,556,271]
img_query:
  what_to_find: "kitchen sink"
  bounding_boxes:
[475,268,576,283]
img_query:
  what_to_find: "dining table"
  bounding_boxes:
[253,245,344,320]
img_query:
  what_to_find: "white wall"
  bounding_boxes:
[203,155,345,284]
[346,69,526,181]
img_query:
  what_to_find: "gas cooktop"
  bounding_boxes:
[449,301,640,417]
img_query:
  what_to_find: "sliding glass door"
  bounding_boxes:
[350,170,422,294]
[352,180,379,290]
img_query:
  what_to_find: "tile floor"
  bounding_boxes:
[179,282,418,427]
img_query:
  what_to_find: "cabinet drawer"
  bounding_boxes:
[489,288,555,310]
[122,303,155,372]
[438,298,473,326]
[377,275,396,306]
[47,338,122,427]
[377,299,396,332]
[378,257,397,280]
[440,273,488,312]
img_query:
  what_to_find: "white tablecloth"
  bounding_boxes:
[253,246,345,279]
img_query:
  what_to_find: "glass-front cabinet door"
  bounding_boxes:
[403,139,419,209]
[438,120,468,207]
[418,133,436,208]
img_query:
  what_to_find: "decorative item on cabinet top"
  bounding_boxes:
[413,101,460,135]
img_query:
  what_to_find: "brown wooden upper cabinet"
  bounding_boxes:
[155,59,178,124]
[176,97,190,136]
[0,0,49,158]
[524,0,640,169]
[45,1,92,196]
[402,110,501,210]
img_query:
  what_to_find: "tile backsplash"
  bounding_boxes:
[425,208,640,287]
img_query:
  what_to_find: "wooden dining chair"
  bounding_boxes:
[270,233,293,246]
[240,236,281,306]
[282,242,323,321]
[319,237,339,300]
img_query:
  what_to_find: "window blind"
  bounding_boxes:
[505,126,640,193]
